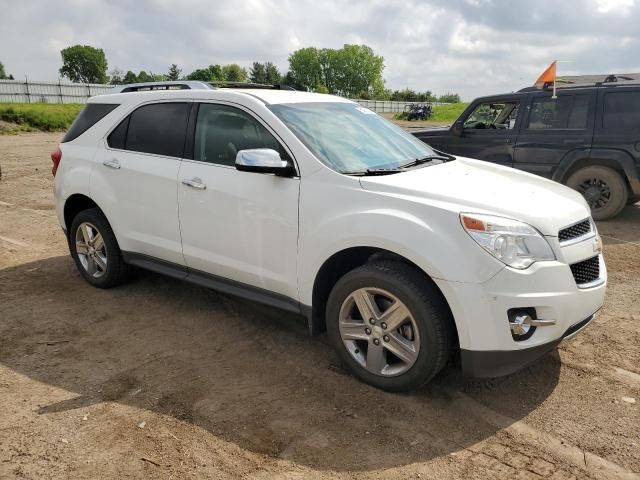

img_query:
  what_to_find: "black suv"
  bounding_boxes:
[412,77,640,219]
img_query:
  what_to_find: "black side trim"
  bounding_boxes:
[461,314,596,378]
[121,251,302,315]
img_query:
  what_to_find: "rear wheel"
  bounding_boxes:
[326,261,453,392]
[69,208,130,288]
[566,165,628,220]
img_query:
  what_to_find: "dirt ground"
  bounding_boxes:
[0,132,638,480]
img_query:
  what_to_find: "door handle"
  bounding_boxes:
[102,158,121,169]
[563,139,585,145]
[181,177,206,190]
[492,138,511,144]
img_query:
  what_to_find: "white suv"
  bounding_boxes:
[53,81,606,391]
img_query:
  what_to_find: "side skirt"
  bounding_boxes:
[121,252,305,317]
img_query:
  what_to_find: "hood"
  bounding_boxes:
[358,157,590,236]
[411,126,450,137]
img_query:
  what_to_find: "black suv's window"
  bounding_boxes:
[527,95,589,130]
[62,103,119,143]
[463,101,519,130]
[194,103,288,166]
[117,102,189,157]
[603,91,640,130]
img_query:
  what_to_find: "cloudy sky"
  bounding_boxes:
[1,0,638,99]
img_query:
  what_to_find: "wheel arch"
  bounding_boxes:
[554,150,639,197]
[63,194,108,234]
[308,246,459,350]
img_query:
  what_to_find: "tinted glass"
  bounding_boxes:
[270,102,436,173]
[126,102,189,157]
[62,103,119,143]
[603,91,640,130]
[527,95,589,130]
[107,116,129,149]
[194,104,287,166]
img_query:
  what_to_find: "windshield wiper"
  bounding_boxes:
[399,154,454,169]
[343,168,402,176]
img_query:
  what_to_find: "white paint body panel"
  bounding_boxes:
[54,88,606,355]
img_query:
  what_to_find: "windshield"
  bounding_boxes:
[269,102,438,173]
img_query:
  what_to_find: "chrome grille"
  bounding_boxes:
[570,256,600,286]
[559,219,592,243]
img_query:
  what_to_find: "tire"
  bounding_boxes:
[326,261,454,392]
[565,165,628,220]
[69,208,130,288]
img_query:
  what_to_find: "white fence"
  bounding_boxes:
[0,79,444,114]
[0,79,112,104]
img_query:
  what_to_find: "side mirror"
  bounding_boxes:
[452,120,463,136]
[235,149,294,176]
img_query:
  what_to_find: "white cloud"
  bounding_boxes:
[0,0,638,99]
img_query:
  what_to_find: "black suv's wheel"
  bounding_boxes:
[566,165,628,220]
[326,261,453,392]
[69,208,130,288]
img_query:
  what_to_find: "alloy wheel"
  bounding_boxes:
[338,287,420,377]
[75,222,108,278]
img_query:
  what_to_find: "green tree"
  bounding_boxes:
[137,71,153,83]
[59,45,108,83]
[122,71,138,84]
[264,62,281,84]
[166,64,182,81]
[222,64,248,82]
[186,64,224,82]
[288,47,322,91]
[249,62,267,84]
[438,92,461,103]
[0,61,10,80]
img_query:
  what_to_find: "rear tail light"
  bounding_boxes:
[51,146,62,176]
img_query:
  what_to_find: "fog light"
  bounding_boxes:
[508,308,537,341]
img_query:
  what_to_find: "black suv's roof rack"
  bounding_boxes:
[517,72,640,93]
[110,80,296,94]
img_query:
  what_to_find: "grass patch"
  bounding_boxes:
[0,103,83,134]
[395,102,468,124]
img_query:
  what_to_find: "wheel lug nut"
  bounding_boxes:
[381,322,387,329]
[365,328,372,335]
[383,335,389,342]
[369,318,376,325]
[373,338,380,346]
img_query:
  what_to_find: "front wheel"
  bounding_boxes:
[566,165,628,220]
[326,261,454,392]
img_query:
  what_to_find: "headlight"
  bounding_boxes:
[460,213,555,269]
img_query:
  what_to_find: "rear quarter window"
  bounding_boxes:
[603,91,640,130]
[62,103,119,143]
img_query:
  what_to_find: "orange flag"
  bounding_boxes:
[535,61,557,85]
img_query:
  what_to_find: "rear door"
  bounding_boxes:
[594,87,640,166]
[514,92,594,178]
[93,101,190,265]
[446,97,522,167]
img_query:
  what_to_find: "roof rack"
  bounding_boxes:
[518,73,640,93]
[111,81,213,93]
[109,80,296,94]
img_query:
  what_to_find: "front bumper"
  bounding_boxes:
[433,249,606,377]
[460,313,596,378]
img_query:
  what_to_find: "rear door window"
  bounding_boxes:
[62,103,119,142]
[124,102,190,157]
[526,95,590,130]
[602,91,640,130]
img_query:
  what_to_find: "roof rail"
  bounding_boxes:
[208,81,296,90]
[110,81,213,93]
[517,73,640,93]
[108,80,297,94]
